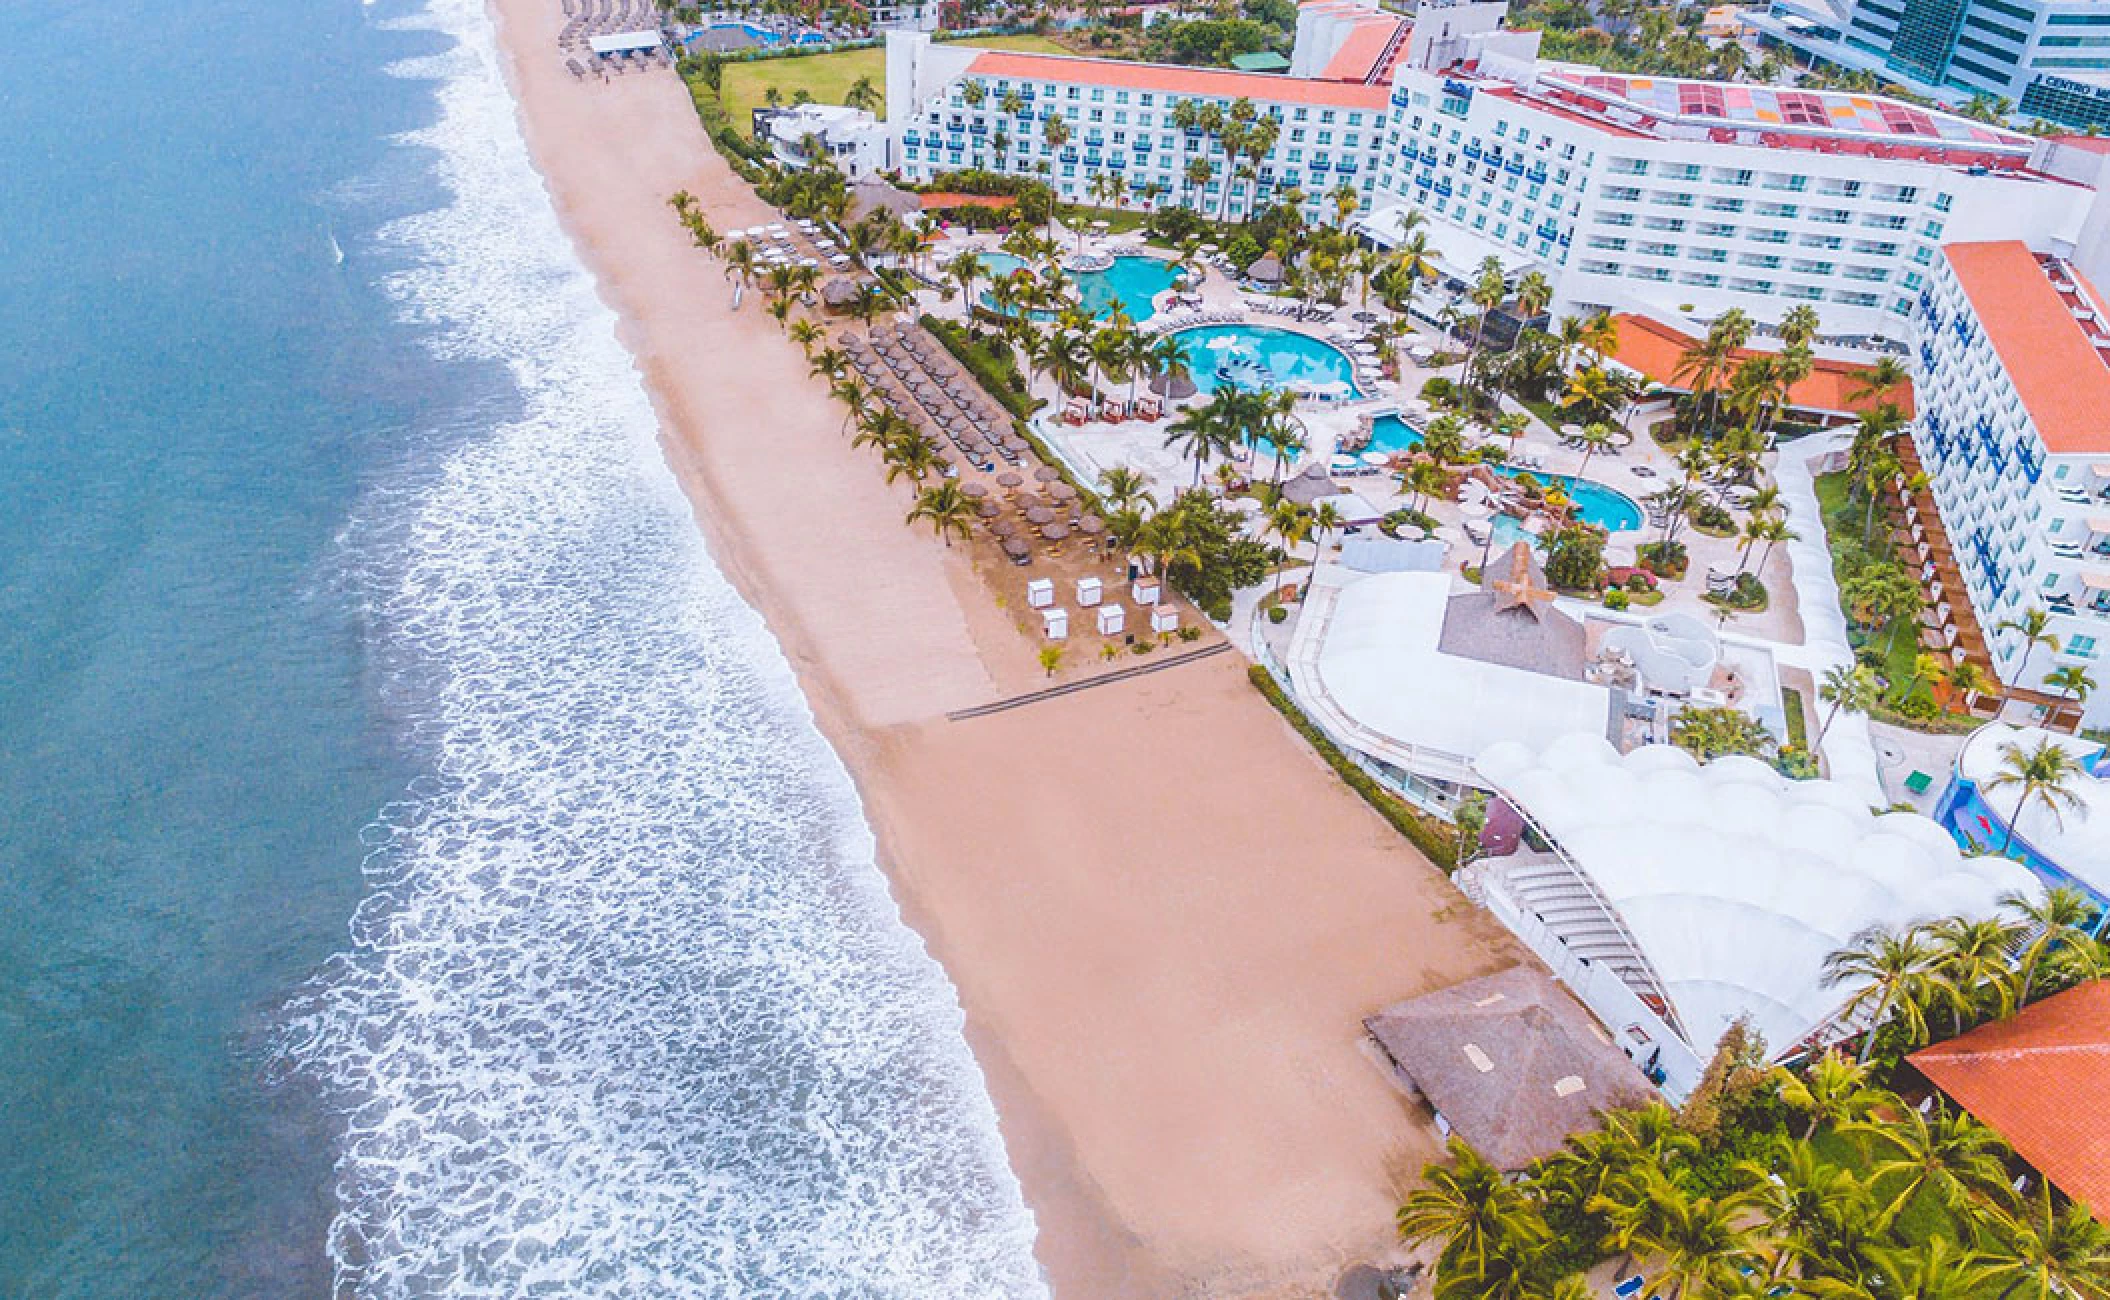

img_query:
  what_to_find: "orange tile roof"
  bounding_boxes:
[1606,313,1915,417]
[918,191,1017,209]
[962,49,1393,110]
[1317,18,1403,83]
[1945,241,2110,456]
[1912,981,2110,1221]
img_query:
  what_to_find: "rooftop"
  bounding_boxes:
[1607,314,1915,418]
[1475,735,2041,1058]
[961,49,1394,110]
[1366,965,1652,1170]
[1300,567,1615,768]
[1437,542,1589,680]
[1912,981,2110,1221]
[1316,15,1407,84]
[1943,242,2110,456]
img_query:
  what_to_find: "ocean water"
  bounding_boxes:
[0,0,1042,1295]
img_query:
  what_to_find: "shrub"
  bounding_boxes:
[1420,376,1455,402]
[1692,500,1735,532]
[1267,604,1288,624]
[919,169,1054,223]
[1603,588,1631,611]
[1177,625,1202,642]
[1637,539,1690,581]
[1543,524,1606,592]
[1224,232,1263,271]
[1147,205,1211,243]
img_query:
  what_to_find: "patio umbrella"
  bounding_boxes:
[1041,523,1071,541]
[1047,481,1077,501]
[996,471,1024,488]
[990,518,1017,537]
[961,481,989,498]
[1024,506,1056,525]
[1005,437,1031,453]
[1034,466,1062,482]
[976,499,1002,518]
[1002,537,1032,561]
[1076,515,1106,536]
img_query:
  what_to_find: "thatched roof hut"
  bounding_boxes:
[1247,251,1284,284]
[820,277,862,310]
[849,174,920,223]
[1436,541,1589,680]
[1366,966,1649,1170]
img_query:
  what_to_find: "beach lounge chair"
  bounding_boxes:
[1614,1276,1646,1299]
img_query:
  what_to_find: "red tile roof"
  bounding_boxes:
[1606,313,1914,417]
[2051,133,2110,156]
[1945,242,2110,455]
[1912,981,2110,1220]
[1317,18,1403,84]
[962,49,1393,110]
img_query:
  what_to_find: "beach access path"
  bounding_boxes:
[486,5,1522,1293]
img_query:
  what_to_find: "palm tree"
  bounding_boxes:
[2003,885,2096,1007]
[844,74,880,113]
[788,318,824,356]
[1736,1138,1871,1283]
[1461,256,1508,393]
[1396,1137,1548,1281]
[905,480,976,547]
[1164,396,1232,486]
[881,433,943,485]
[1984,738,2086,855]
[1823,925,1940,1063]
[1923,913,2026,1033]
[1819,1238,1995,1300]
[1816,663,1879,749]
[1778,1051,1875,1140]
[1846,1102,2014,1226]
[1625,1178,1758,1299]
[1975,1181,2110,1300]
[1097,466,1155,516]
[1573,421,1616,480]
[2044,663,2097,728]
[1264,496,1310,597]
[1309,500,1344,569]
[1850,355,1909,406]
[946,251,985,314]
[1996,607,2060,710]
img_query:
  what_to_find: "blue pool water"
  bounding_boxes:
[980,252,1180,320]
[1173,324,1364,396]
[1369,414,1644,532]
[686,23,825,46]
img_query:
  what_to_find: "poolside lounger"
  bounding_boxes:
[1613,1276,1646,1299]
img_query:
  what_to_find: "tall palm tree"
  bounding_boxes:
[2044,663,2097,728]
[1097,466,1155,516]
[1164,396,1232,486]
[1984,738,2086,855]
[1264,497,1310,597]
[1823,925,1940,1063]
[1974,1181,2110,1300]
[1627,1178,1758,1299]
[1461,256,1509,393]
[1996,607,2060,710]
[905,480,976,547]
[1850,355,1909,406]
[1396,1137,1548,1281]
[1735,1138,1867,1281]
[1816,1238,1995,1300]
[2003,885,2095,1007]
[1816,663,1880,749]
[1924,913,2027,1033]
[881,433,942,485]
[1778,1051,1876,1140]
[1309,500,1344,572]
[1846,1103,2014,1226]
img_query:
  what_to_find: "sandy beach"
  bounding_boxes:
[485,6,1520,1293]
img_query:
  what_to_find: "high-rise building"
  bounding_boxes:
[1745,0,2110,129]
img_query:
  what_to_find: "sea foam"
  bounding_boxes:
[277,1,1046,1293]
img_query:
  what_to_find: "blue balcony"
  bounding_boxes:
[1462,142,1482,160]
[1506,159,1526,176]
[1527,165,1548,183]
[1390,88,1411,108]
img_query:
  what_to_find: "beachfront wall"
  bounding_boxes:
[886,33,1388,225]
[1912,240,2110,711]
[1364,60,2095,345]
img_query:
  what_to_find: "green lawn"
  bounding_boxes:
[1813,470,1927,706]
[720,34,1070,137]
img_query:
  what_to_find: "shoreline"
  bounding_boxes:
[481,5,1522,1293]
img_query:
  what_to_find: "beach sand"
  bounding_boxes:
[486,9,1521,1293]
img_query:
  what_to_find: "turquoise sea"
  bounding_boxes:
[0,1,1041,1295]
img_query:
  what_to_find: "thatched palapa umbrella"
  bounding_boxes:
[820,279,861,312]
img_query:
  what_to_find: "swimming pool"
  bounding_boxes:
[1171,324,1363,397]
[979,253,1180,321]
[1368,414,1644,533]
[685,23,827,47]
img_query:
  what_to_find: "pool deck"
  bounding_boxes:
[922,226,1808,654]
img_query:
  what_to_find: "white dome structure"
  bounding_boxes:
[1475,740,2041,1062]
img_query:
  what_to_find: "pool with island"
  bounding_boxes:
[979,253,1181,321]
[1364,413,1645,534]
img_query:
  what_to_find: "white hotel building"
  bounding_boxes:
[876,1,2110,704]
[1910,240,2110,714]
